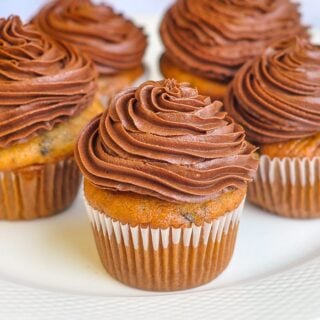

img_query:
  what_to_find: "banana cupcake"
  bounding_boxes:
[33,0,147,104]
[160,0,306,100]
[0,16,100,220]
[225,38,320,218]
[75,79,258,291]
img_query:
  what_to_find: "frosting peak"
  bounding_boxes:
[0,16,96,148]
[75,79,258,203]
[33,0,147,75]
[225,38,320,145]
[160,0,306,81]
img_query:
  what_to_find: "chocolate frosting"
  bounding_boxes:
[33,0,147,75]
[160,0,306,81]
[0,16,96,148]
[225,38,320,145]
[75,79,258,203]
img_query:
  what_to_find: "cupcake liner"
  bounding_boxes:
[248,155,320,218]
[0,156,81,220]
[84,197,245,291]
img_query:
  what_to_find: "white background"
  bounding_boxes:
[0,0,319,29]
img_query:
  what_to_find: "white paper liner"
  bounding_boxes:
[0,157,80,220]
[85,198,244,251]
[248,155,320,218]
[84,196,244,291]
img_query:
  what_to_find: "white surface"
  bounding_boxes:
[1,192,320,320]
[1,191,320,296]
[0,6,320,320]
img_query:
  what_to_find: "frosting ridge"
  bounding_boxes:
[33,0,147,75]
[225,38,320,145]
[160,0,306,81]
[0,16,96,148]
[76,79,258,203]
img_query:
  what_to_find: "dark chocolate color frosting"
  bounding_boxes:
[33,0,147,75]
[76,79,258,203]
[0,16,96,148]
[160,0,306,82]
[225,38,320,145]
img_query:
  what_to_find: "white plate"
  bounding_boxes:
[1,15,320,320]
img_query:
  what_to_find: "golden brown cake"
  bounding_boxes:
[33,0,147,104]
[97,66,145,105]
[160,0,307,100]
[160,54,228,100]
[225,38,320,218]
[0,16,101,220]
[75,79,258,291]
[260,133,320,159]
[84,179,247,229]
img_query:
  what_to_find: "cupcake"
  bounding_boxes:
[33,0,147,104]
[75,79,258,291]
[0,16,100,220]
[160,0,307,100]
[225,38,320,219]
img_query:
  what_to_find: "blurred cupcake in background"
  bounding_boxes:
[75,79,258,291]
[160,0,307,100]
[225,38,320,219]
[0,16,100,220]
[33,0,147,105]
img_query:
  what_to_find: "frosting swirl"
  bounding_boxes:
[225,38,320,145]
[75,79,258,203]
[0,16,96,148]
[33,0,147,75]
[160,0,306,82]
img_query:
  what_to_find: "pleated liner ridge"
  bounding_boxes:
[248,155,320,218]
[85,198,244,291]
[0,156,81,220]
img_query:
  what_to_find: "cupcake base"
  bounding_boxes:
[98,65,149,106]
[160,54,228,101]
[0,156,81,220]
[248,155,320,218]
[85,199,244,291]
